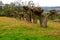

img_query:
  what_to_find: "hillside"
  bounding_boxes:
[0,17,60,40]
[42,6,60,12]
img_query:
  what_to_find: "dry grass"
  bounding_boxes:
[0,17,60,28]
[48,20,60,28]
[0,17,60,36]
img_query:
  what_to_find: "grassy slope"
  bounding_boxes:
[0,17,60,40]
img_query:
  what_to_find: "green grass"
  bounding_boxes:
[0,17,60,40]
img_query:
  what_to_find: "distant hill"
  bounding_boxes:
[41,7,60,12]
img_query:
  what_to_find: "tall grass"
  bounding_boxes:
[0,17,60,40]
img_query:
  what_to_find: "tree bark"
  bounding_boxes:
[32,14,37,24]
[39,15,48,27]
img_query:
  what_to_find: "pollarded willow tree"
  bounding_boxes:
[23,6,38,23]
[30,7,57,27]
[23,4,57,27]
[30,7,44,26]
[23,0,35,23]
[23,6,32,22]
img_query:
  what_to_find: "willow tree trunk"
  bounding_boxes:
[32,14,37,24]
[27,14,32,23]
[29,13,32,23]
[25,13,31,23]
[25,11,31,23]
[39,15,48,27]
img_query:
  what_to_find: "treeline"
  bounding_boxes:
[0,4,22,17]
[0,1,60,28]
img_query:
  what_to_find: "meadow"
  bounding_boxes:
[0,17,60,40]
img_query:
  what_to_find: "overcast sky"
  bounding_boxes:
[1,0,60,7]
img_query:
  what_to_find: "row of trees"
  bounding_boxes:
[0,0,58,28]
[23,6,57,27]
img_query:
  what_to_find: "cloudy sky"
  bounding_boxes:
[1,0,60,7]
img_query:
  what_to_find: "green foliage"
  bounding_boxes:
[3,4,15,17]
[49,13,60,20]
[0,4,24,17]
[14,6,23,12]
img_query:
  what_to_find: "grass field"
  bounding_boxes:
[0,17,60,40]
